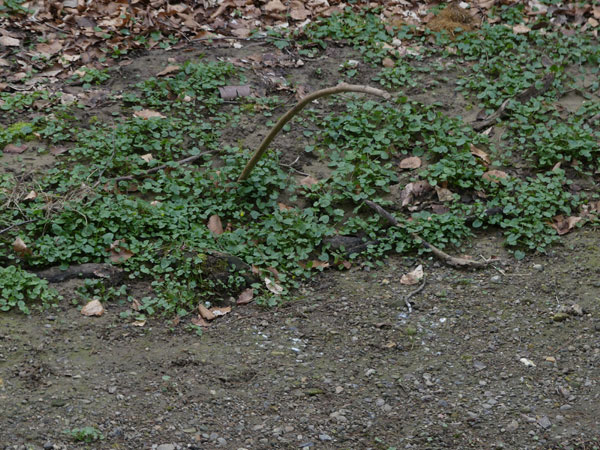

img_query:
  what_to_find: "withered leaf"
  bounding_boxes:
[156,65,181,77]
[198,304,216,321]
[218,85,251,100]
[482,170,508,183]
[4,144,28,154]
[399,156,421,169]
[81,299,104,316]
[207,214,223,235]
[400,264,424,285]
[134,109,166,119]
[470,144,491,165]
[550,215,581,235]
[237,288,254,305]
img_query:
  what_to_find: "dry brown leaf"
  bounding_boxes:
[237,288,254,305]
[191,316,211,327]
[265,0,286,14]
[13,237,31,256]
[311,260,330,269]
[156,65,181,77]
[400,180,432,207]
[24,190,37,200]
[399,156,422,169]
[265,277,283,295]
[482,170,508,183]
[470,144,491,165]
[134,109,166,119]
[299,175,319,187]
[210,306,231,317]
[4,144,28,154]
[132,320,146,327]
[207,214,223,235]
[550,215,582,235]
[512,24,531,34]
[0,36,20,47]
[140,153,153,162]
[382,57,395,68]
[278,202,293,211]
[588,17,599,27]
[81,299,104,316]
[341,261,352,269]
[400,264,424,285]
[198,304,216,320]
[435,186,454,202]
[290,0,310,20]
[109,240,134,263]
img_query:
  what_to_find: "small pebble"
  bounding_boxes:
[533,264,543,271]
[319,434,332,441]
[491,275,501,283]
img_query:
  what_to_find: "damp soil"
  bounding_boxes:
[1,42,600,450]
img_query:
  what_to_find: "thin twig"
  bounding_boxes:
[0,219,37,235]
[403,278,426,313]
[365,200,497,269]
[238,83,391,181]
[111,151,213,183]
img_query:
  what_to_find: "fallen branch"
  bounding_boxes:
[238,83,391,181]
[365,200,496,269]
[111,151,213,183]
[35,263,124,283]
[472,73,555,131]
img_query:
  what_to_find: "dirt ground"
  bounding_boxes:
[1,41,600,449]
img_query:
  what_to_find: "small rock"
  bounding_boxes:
[555,415,564,422]
[209,432,219,441]
[560,404,572,411]
[473,361,487,371]
[217,437,227,446]
[156,445,175,450]
[43,443,54,450]
[570,304,583,316]
[319,434,332,441]
[506,420,519,432]
[532,264,543,271]
[491,275,501,283]
[365,368,376,376]
[537,415,551,429]
[553,312,569,322]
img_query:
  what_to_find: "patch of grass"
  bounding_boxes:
[64,426,104,443]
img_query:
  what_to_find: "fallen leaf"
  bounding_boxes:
[237,288,254,305]
[299,175,319,187]
[24,190,37,200]
[278,202,293,211]
[210,306,231,317]
[140,153,153,162]
[550,215,581,235]
[435,186,454,202]
[382,57,395,68]
[342,261,352,269]
[310,260,330,270]
[81,299,104,316]
[191,316,211,327]
[132,320,146,327]
[482,170,508,183]
[156,64,181,77]
[218,85,251,100]
[265,0,286,14]
[470,144,491,164]
[400,264,424,285]
[50,146,69,156]
[4,144,28,154]
[0,36,20,47]
[290,0,310,20]
[109,240,134,263]
[512,24,531,34]
[265,277,283,295]
[134,109,166,119]
[399,156,422,169]
[198,304,216,320]
[207,214,223,235]
[400,180,432,207]
[13,237,31,256]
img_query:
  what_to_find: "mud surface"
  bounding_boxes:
[1,41,600,449]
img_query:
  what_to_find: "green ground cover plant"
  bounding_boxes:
[1,5,598,318]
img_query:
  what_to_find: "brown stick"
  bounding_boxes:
[111,151,213,183]
[238,83,391,182]
[365,200,496,269]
